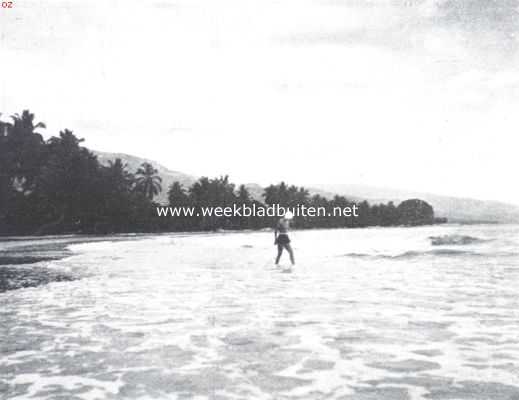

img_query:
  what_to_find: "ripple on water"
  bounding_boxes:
[1,329,55,355]
[425,380,519,400]
[218,330,311,385]
[363,376,519,400]
[3,226,519,399]
[339,386,411,400]
[3,383,32,400]
[33,384,93,399]
[367,359,441,373]
[412,349,444,357]
[249,374,313,393]
[302,359,335,371]
[118,368,231,398]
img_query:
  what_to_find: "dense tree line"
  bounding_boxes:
[0,111,441,236]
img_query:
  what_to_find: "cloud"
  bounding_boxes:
[434,0,519,31]
[432,0,519,55]
[280,0,519,70]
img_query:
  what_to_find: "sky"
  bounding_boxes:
[1,0,519,204]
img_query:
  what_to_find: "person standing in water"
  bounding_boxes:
[274,211,295,266]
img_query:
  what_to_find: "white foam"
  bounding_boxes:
[2,224,519,399]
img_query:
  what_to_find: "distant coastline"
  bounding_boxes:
[10,110,519,236]
[0,111,448,236]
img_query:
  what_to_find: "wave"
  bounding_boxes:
[67,240,121,253]
[339,249,485,260]
[429,234,488,246]
[394,249,482,259]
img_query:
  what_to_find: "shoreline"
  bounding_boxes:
[0,222,514,294]
[1,219,498,242]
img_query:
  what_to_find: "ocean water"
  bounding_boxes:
[1,224,519,399]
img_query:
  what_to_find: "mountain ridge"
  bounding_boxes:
[94,150,519,223]
[311,184,519,223]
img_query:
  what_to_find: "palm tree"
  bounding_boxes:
[167,181,188,206]
[237,184,251,203]
[106,158,133,193]
[108,158,127,173]
[134,162,162,200]
[6,110,46,192]
[10,110,46,138]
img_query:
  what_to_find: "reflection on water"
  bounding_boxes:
[1,225,519,399]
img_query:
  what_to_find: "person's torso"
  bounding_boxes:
[277,219,289,234]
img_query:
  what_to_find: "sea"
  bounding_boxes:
[1,223,519,399]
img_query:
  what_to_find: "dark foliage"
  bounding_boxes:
[397,199,435,226]
[0,111,441,236]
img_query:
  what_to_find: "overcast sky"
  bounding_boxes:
[1,0,519,204]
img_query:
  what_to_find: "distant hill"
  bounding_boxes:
[94,152,345,205]
[242,183,351,204]
[94,151,197,205]
[94,151,519,223]
[311,184,519,223]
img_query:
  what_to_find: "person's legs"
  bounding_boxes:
[275,243,283,264]
[284,243,295,265]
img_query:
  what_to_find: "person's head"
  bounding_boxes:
[284,211,294,221]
